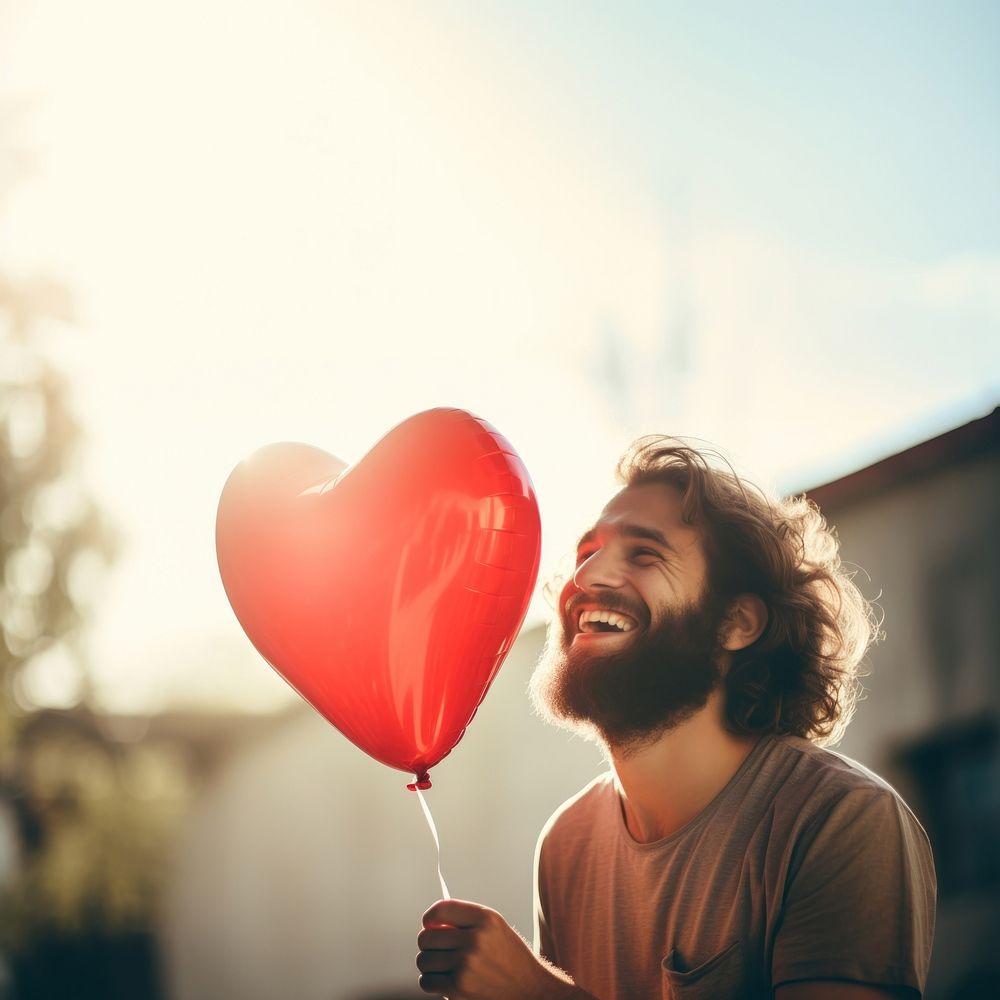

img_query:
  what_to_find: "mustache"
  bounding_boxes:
[563,592,645,623]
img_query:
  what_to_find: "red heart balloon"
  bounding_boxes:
[216,408,541,788]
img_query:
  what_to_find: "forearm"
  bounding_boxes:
[534,959,601,1000]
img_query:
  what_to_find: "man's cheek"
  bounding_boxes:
[556,591,575,639]
[561,609,574,636]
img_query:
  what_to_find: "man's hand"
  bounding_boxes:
[416,899,586,1000]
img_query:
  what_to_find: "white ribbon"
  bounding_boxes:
[416,786,451,900]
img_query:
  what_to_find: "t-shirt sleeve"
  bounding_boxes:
[772,787,936,995]
[533,826,557,963]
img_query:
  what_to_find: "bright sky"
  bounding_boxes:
[2,0,998,714]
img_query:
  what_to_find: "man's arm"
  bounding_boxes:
[772,788,935,999]
[416,899,601,1000]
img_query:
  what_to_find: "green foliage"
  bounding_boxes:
[2,714,190,944]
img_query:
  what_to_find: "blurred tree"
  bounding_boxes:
[0,122,116,750]
[0,112,176,999]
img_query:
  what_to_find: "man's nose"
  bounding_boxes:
[572,548,625,591]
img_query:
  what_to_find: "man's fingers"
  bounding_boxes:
[417,926,467,951]
[415,948,461,975]
[422,898,492,929]
[417,971,456,995]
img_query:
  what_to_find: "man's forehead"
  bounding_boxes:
[601,482,685,523]
[583,482,698,546]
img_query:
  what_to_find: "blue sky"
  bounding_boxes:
[461,0,1000,262]
[2,0,997,711]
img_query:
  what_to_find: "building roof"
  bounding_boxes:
[803,406,1000,512]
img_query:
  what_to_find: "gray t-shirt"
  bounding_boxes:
[533,735,936,999]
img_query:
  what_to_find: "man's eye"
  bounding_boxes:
[630,548,661,562]
[575,549,596,566]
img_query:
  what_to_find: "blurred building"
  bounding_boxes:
[803,405,1000,999]
[155,407,998,1000]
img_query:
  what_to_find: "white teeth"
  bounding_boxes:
[577,609,635,633]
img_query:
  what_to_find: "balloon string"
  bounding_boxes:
[416,787,451,900]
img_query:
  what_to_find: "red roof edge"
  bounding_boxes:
[801,406,1000,512]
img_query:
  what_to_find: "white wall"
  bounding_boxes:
[830,451,1000,774]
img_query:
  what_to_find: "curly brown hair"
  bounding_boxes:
[616,436,880,747]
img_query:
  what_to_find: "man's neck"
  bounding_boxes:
[609,690,759,843]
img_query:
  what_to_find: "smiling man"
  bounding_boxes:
[417,438,936,1000]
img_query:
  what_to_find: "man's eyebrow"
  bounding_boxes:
[575,523,678,554]
[621,523,678,553]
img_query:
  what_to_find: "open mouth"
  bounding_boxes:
[575,609,638,636]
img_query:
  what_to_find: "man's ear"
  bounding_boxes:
[720,594,768,651]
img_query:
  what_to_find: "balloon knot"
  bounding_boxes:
[407,772,432,791]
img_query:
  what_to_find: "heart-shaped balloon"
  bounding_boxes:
[216,408,541,788]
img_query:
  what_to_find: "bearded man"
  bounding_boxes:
[416,438,936,1000]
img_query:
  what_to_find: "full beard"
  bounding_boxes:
[529,590,727,754]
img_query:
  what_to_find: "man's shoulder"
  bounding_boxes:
[766,735,902,801]
[537,771,616,849]
[767,740,937,994]
[762,735,927,838]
